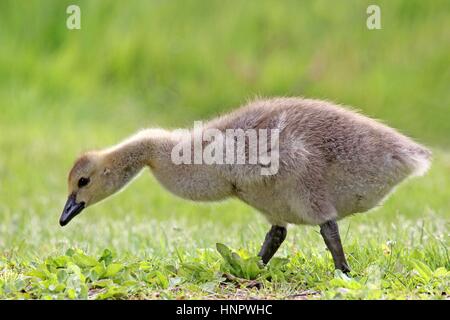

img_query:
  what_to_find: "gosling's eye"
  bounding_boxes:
[78,177,90,188]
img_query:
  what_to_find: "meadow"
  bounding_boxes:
[0,1,448,299]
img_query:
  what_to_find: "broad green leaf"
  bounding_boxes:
[57,269,68,283]
[104,263,124,277]
[52,256,71,268]
[146,271,169,289]
[91,279,114,288]
[433,267,448,278]
[269,257,289,269]
[73,253,99,268]
[216,243,232,260]
[28,269,49,280]
[412,260,433,282]
[98,249,114,266]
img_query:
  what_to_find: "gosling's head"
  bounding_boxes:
[59,151,126,226]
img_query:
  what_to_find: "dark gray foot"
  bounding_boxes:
[258,225,287,265]
[320,220,351,273]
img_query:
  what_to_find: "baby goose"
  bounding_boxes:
[60,97,431,272]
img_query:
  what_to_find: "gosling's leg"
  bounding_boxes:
[258,225,287,265]
[320,220,351,273]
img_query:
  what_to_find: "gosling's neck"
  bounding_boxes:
[102,129,176,181]
[101,128,232,202]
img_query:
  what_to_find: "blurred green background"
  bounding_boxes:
[1,0,449,142]
[0,0,449,299]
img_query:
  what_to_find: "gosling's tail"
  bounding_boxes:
[405,144,432,177]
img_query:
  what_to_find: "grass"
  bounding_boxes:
[0,1,449,299]
[0,150,448,299]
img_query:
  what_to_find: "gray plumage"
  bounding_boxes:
[150,97,431,226]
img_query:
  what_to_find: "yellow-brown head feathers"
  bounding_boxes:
[61,151,113,226]
[68,153,96,185]
[61,142,149,226]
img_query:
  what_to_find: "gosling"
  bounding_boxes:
[60,97,431,273]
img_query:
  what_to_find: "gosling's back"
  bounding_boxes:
[206,97,431,225]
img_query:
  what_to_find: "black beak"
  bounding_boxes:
[60,193,85,226]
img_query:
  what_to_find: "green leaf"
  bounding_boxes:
[98,249,114,266]
[104,263,124,278]
[52,256,71,268]
[66,288,76,299]
[67,263,86,283]
[433,267,448,278]
[28,268,49,280]
[216,243,232,260]
[412,260,433,282]
[91,279,114,288]
[57,269,68,283]
[65,248,76,257]
[146,271,169,289]
[95,285,126,300]
[217,243,244,273]
[73,253,99,268]
[89,264,106,281]
[269,257,289,269]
